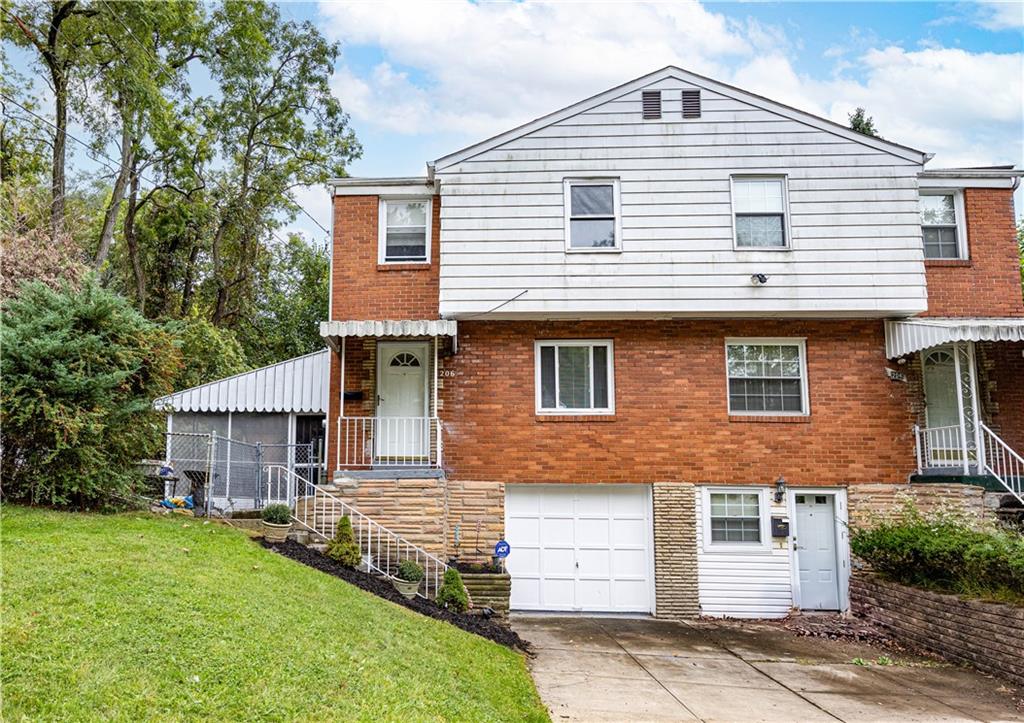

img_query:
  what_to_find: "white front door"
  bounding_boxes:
[505,485,653,613]
[794,493,840,611]
[376,342,428,460]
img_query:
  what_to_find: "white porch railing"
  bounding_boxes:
[914,424,1024,504]
[335,416,442,469]
[264,465,448,598]
[979,423,1024,504]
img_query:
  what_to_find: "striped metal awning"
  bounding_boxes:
[319,319,457,351]
[885,318,1024,358]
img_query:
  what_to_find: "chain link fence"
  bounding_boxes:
[162,432,315,515]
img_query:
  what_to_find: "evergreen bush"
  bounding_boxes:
[436,568,469,613]
[326,515,361,567]
[261,504,292,525]
[1,279,179,508]
[396,560,424,582]
[851,507,1024,603]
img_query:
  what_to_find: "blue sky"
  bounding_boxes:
[9,1,1024,243]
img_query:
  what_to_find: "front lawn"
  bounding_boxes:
[1,506,547,721]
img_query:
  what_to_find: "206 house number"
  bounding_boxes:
[440,369,457,378]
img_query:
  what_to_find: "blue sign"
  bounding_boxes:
[494,540,511,558]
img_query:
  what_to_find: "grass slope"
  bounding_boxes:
[1,506,547,721]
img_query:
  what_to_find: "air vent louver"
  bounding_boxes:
[641,90,662,120]
[682,89,701,118]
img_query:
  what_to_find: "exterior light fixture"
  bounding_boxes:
[750,273,769,285]
[774,476,787,503]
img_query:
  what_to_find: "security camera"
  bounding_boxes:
[750,273,769,285]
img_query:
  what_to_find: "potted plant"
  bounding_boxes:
[260,503,293,543]
[392,560,424,599]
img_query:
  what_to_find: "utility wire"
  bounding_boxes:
[99,0,332,239]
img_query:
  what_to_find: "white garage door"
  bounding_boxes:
[505,485,653,613]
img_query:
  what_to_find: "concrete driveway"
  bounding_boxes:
[514,615,1023,722]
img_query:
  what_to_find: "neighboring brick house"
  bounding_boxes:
[318,67,1023,619]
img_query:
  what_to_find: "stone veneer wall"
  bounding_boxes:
[652,482,699,619]
[319,477,505,563]
[851,573,1024,686]
[846,483,986,528]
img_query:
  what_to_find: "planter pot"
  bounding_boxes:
[360,553,374,573]
[391,576,421,599]
[261,520,292,543]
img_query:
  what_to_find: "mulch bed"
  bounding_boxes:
[769,613,909,650]
[261,539,530,653]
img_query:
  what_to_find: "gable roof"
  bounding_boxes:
[433,66,928,170]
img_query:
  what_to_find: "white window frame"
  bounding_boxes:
[729,175,792,251]
[919,188,968,260]
[563,178,622,253]
[378,197,432,264]
[725,337,810,417]
[702,486,772,553]
[534,339,615,415]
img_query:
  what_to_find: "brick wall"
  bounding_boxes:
[331,194,441,320]
[923,188,1024,318]
[851,573,1024,686]
[652,483,699,619]
[978,341,1024,452]
[437,319,916,486]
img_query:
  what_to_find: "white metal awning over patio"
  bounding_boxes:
[885,318,1024,358]
[319,320,457,351]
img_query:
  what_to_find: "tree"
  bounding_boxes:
[163,316,248,391]
[1,278,180,507]
[235,234,329,368]
[848,107,880,138]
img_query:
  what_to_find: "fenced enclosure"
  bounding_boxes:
[163,432,317,514]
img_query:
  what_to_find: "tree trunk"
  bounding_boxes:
[49,65,67,241]
[93,103,134,270]
[123,171,146,313]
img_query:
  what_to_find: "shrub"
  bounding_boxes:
[326,516,361,567]
[0,279,179,508]
[261,504,292,525]
[395,560,424,583]
[435,568,469,613]
[851,507,1024,604]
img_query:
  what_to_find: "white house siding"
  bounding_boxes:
[695,487,793,619]
[436,73,927,318]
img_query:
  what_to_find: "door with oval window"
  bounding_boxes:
[376,342,428,462]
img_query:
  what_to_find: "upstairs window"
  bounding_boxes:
[732,176,789,249]
[920,191,965,260]
[726,339,808,415]
[535,340,614,414]
[563,179,621,251]
[379,198,430,263]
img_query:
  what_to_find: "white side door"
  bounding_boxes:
[794,494,840,611]
[505,485,653,613]
[376,342,428,460]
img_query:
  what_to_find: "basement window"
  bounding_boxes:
[703,487,771,552]
[535,340,615,414]
[379,198,431,263]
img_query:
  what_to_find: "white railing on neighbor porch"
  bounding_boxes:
[979,423,1024,503]
[914,423,1024,504]
[336,416,441,469]
[264,465,448,598]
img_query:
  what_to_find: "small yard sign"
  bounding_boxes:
[494,540,511,558]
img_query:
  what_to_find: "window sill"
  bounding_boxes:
[536,414,617,423]
[565,248,622,254]
[924,259,971,268]
[377,263,431,272]
[729,415,810,424]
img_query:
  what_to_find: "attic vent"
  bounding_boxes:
[681,89,701,118]
[641,90,662,119]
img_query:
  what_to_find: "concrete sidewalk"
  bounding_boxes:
[514,616,1023,722]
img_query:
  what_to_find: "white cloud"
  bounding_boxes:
[320,1,1022,175]
[969,1,1024,31]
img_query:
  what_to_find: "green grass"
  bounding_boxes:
[1,506,548,722]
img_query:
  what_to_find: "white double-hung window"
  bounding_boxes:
[920,191,966,260]
[563,179,621,251]
[725,339,808,415]
[379,198,431,263]
[731,176,789,249]
[535,340,614,414]
[703,488,770,550]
